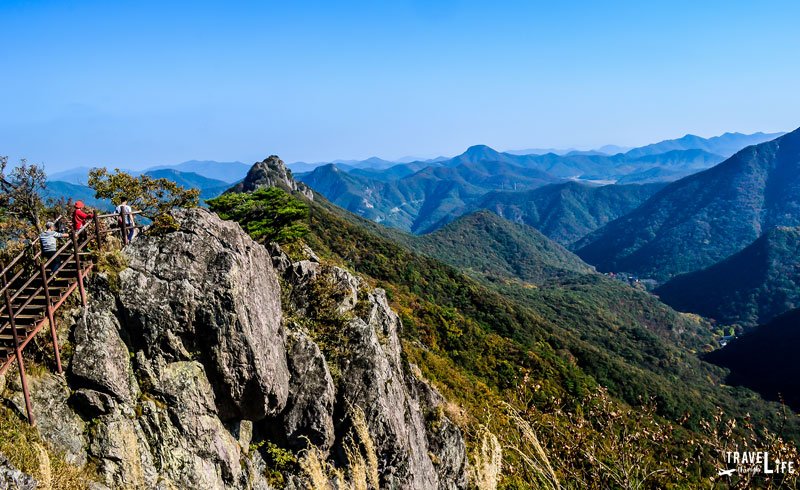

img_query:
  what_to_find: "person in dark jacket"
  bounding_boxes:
[39,221,64,273]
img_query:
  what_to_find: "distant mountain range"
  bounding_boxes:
[300,159,563,233]
[292,131,782,238]
[143,169,231,201]
[624,132,783,159]
[144,160,250,183]
[576,128,800,281]
[49,160,250,186]
[42,180,112,210]
[42,130,786,249]
[655,227,800,327]
[464,181,665,246]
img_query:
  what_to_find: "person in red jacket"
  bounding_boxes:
[72,201,94,231]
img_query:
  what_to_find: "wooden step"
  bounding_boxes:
[0,330,31,342]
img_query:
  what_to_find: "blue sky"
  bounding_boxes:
[1,0,799,172]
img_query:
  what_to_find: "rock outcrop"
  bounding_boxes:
[1,208,468,489]
[227,155,314,200]
[0,452,37,490]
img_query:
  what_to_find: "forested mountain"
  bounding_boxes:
[45,168,232,207]
[299,159,563,233]
[655,226,800,327]
[298,181,800,476]
[577,127,800,281]
[470,181,665,246]
[706,308,800,411]
[292,132,782,240]
[411,210,593,284]
[42,180,111,209]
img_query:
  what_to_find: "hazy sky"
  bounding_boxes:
[2,0,799,172]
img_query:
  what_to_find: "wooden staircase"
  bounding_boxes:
[0,211,138,425]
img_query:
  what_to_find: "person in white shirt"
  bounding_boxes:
[115,197,136,243]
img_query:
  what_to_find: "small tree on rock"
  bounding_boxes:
[88,168,200,229]
[207,187,309,244]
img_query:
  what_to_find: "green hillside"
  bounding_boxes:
[474,181,665,246]
[306,195,800,484]
[656,226,800,327]
[214,164,800,486]
[706,308,800,411]
[577,127,800,281]
[413,210,593,284]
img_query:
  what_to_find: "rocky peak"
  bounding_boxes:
[1,208,467,489]
[228,155,314,200]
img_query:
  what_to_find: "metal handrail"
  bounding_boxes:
[0,225,89,316]
[0,210,141,424]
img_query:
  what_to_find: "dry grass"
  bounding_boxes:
[298,445,334,490]
[470,425,502,490]
[0,404,94,489]
[502,402,560,490]
[351,406,379,489]
[299,405,381,490]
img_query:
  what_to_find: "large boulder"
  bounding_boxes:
[68,208,292,488]
[70,289,139,404]
[118,208,290,421]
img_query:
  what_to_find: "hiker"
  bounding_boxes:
[39,221,65,273]
[72,201,94,232]
[115,197,136,243]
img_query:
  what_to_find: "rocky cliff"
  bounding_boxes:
[227,155,314,200]
[0,208,467,489]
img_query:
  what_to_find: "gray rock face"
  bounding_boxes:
[7,373,87,466]
[0,452,37,490]
[227,155,314,200]
[72,208,290,488]
[338,306,438,489]
[279,330,336,451]
[283,262,467,489]
[413,375,469,490]
[118,208,290,421]
[2,207,468,489]
[70,290,139,404]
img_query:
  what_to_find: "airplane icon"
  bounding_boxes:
[718,468,736,477]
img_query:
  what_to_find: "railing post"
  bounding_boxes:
[2,270,35,426]
[93,214,102,251]
[70,229,87,308]
[39,260,62,374]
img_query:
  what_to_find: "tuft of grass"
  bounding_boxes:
[298,444,333,490]
[0,404,96,489]
[94,248,128,292]
[470,425,502,490]
[351,406,379,490]
[297,405,382,490]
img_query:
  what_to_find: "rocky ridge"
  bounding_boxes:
[228,155,314,200]
[0,208,467,489]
